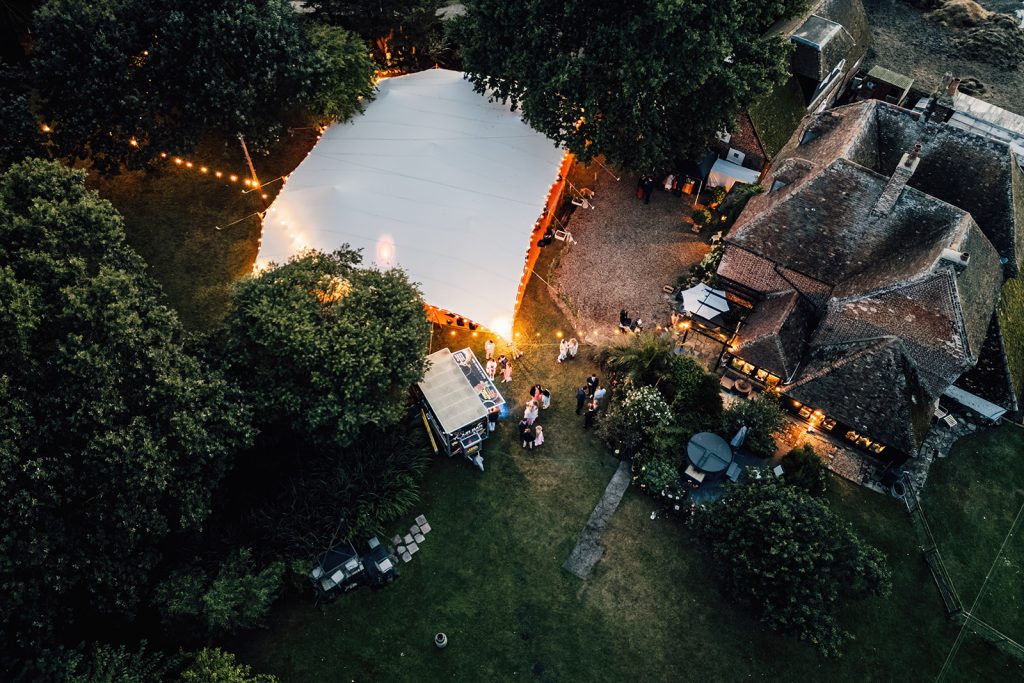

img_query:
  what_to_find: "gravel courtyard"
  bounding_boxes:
[553,167,710,343]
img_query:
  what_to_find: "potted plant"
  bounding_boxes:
[691,208,712,227]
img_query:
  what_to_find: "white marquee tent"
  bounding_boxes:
[257,69,567,337]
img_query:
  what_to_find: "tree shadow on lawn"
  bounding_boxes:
[87,129,317,330]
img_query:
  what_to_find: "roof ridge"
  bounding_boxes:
[791,336,899,386]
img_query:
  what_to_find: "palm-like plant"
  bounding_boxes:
[601,333,677,389]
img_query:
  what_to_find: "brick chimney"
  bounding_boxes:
[872,144,921,216]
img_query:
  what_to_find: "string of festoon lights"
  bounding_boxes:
[38,122,328,201]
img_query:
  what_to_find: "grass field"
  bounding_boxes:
[87,130,317,330]
[922,424,1024,646]
[227,249,1022,682]
[85,135,1024,680]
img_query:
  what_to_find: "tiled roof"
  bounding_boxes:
[782,338,933,454]
[734,290,815,379]
[715,97,1018,443]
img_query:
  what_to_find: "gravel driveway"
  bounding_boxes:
[553,168,710,344]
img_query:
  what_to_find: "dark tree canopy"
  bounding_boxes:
[305,23,377,125]
[29,0,353,171]
[309,0,445,68]
[781,444,829,496]
[219,249,430,448]
[722,394,786,457]
[693,477,891,654]
[0,159,253,654]
[453,0,802,171]
[0,67,42,170]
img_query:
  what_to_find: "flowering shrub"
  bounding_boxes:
[599,385,673,457]
[638,457,679,492]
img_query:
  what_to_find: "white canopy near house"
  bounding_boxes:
[257,69,566,337]
[679,283,730,320]
[707,158,761,191]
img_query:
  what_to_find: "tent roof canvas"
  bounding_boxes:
[257,69,565,336]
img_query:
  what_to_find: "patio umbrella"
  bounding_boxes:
[730,425,748,449]
[679,283,729,320]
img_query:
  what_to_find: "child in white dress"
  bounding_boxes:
[533,425,545,447]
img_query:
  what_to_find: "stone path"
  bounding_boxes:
[563,460,632,579]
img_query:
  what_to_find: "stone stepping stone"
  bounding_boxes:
[403,534,414,545]
[407,541,419,554]
[419,522,431,534]
[414,533,425,544]
[401,551,412,563]
[415,514,428,527]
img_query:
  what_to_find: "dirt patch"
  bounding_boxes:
[925,0,991,26]
[955,13,1024,67]
[865,0,1024,111]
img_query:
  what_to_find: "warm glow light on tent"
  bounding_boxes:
[257,69,568,343]
[375,235,396,268]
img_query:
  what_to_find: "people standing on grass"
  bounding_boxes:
[586,373,599,397]
[533,425,545,447]
[567,338,579,359]
[498,354,508,372]
[520,419,534,449]
[557,338,569,363]
[531,384,544,403]
[488,409,499,433]
[584,400,598,429]
[524,400,539,426]
[486,357,497,380]
[541,389,551,410]
[593,384,607,405]
[576,386,588,415]
[484,338,495,360]
[502,361,513,383]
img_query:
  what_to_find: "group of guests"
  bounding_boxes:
[619,309,644,334]
[520,383,551,449]
[484,339,514,383]
[557,337,580,363]
[576,373,606,429]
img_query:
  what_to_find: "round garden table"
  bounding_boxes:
[686,431,734,474]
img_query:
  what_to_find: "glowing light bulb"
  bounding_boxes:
[229,174,238,182]
[128,137,138,147]
[40,124,51,133]
[200,166,208,173]
[160,152,167,158]
[185,161,193,168]
[214,171,223,178]
[174,158,182,165]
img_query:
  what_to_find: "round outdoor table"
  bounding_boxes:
[687,432,734,474]
[734,378,752,395]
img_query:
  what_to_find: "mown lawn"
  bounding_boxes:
[922,424,1024,645]
[92,132,1023,679]
[229,249,1021,682]
[87,130,317,330]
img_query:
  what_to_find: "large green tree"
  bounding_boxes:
[0,159,253,655]
[693,477,891,654]
[309,0,445,68]
[452,0,801,171]
[218,249,430,449]
[30,0,358,171]
[306,23,377,125]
